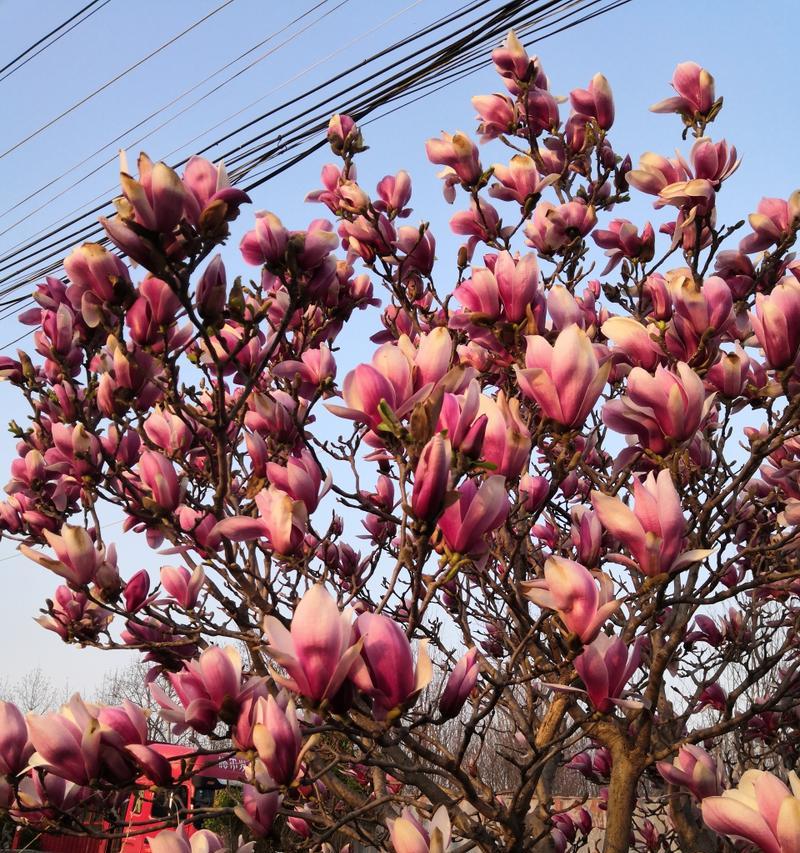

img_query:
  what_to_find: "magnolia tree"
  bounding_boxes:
[1,31,800,853]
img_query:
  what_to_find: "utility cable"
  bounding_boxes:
[0,0,109,80]
[0,0,632,310]
[0,0,334,226]
[0,0,238,161]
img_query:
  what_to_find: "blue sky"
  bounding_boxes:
[0,0,798,694]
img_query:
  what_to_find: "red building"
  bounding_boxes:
[13,745,246,853]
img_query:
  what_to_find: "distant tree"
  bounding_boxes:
[0,666,63,714]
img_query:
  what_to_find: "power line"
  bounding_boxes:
[0,0,607,299]
[0,0,436,261]
[0,0,431,266]
[0,0,111,81]
[0,0,335,227]
[0,0,632,312]
[0,0,238,161]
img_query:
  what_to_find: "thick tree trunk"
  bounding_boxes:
[668,791,719,852]
[602,756,640,853]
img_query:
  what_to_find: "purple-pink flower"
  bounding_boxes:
[261,585,362,703]
[520,556,620,643]
[516,325,610,428]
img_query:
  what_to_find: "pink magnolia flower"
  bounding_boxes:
[123,569,151,612]
[478,392,532,478]
[262,585,362,702]
[339,212,396,261]
[327,113,358,150]
[272,344,337,399]
[751,276,800,369]
[374,170,413,218]
[453,266,504,321]
[516,325,611,428]
[0,701,32,776]
[306,163,350,213]
[425,131,482,185]
[36,584,112,642]
[101,215,157,269]
[126,277,183,347]
[411,434,452,523]
[740,193,800,254]
[489,154,553,206]
[252,694,302,785]
[525,201,597,255]
[552,809,592,852]
[687,137,740,187]
[493,250,542,323]
[20,524,106,587]
[181,155,251,229]
[327,328,453,434]
[48,422,102,478]
[450,199,506,257]
[521,87,560,139]
[491,30,540,91]
[591,469,712,576]
[235,785,281,838]
[651,61,715,117]
[240,211,288,267]
[706,344,752,397]
[657,744,724,800]
[437,475,509,558]
[626,153,688,198]
[139,450,184,512]
[602,362,713,452]
[591,220,655,274]
[144,406,194,456]
[13,773,91,823]
[63,242,132,326]
[570,73,614,130]
[573,634,643,712]
[696,683,728,713]
[472,93,517,141]
[388,806,452,853]
[714,249,756,298]
[160,565,205,609]
[601,316,663,371]
[519,473,549,513]
[395,225,436,274]
[520,557,620,643]
[701,769,800,853]
[118,153,186,233]
[439,648,480,719]
[214,485,308,556]
[657,177,716,215]
[150,646,259,735]
[436,380,488,457]
[150,824,254,853]
[265,449,331,514]
[671,274,733,340]
[195,253,227,321]
[27,694,149,785]
[350,612,433,720]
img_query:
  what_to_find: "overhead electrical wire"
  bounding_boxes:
[0,0,238,161]
[0,0,337,227]
[237,0,633,192]
[0,0,469,268]
[0,0,112,82]
[0,0,609,288]
[0,0,632,313]
[0,0,421,257]
[0,0,622,310]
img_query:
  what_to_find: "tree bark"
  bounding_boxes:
[602,756,640,853]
